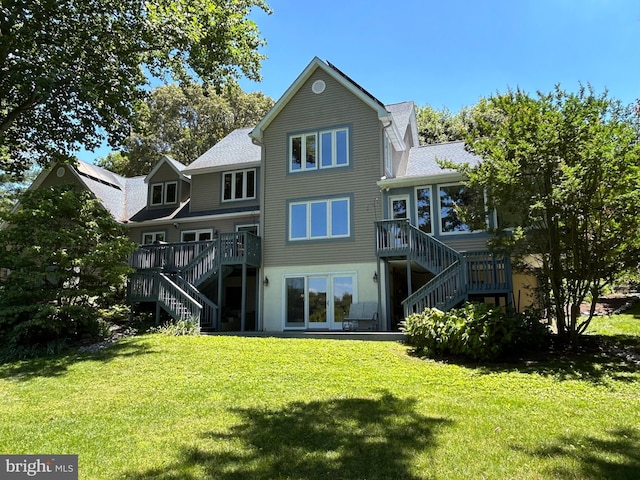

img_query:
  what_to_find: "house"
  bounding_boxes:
[26,57,534,332]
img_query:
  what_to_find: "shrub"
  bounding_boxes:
[401,303,550,361]
[151,317,200,336]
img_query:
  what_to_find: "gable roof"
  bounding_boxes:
[144,155,190,184]
[182,127,261,175]
[26,160,147,223]
[250,57,395,143]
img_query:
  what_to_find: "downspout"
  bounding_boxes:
[252,135,266,331]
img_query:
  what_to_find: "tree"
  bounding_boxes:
[0,0,270,178]
[0,185,136,357]
[462,86,640,341]
[96,83,274,176]
[416,104,499,146]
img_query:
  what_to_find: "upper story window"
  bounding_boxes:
[223,169,256,202]
[150,181,178,207]
[289,127,349,173]
[289,197,351,241]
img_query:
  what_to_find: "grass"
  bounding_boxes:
[0,309,639,479]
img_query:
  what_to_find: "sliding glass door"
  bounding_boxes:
[285,274,355,329]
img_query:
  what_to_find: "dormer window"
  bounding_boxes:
[150,181,178,206]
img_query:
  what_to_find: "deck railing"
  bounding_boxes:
[375,219,461,274]
[130,240,214,271]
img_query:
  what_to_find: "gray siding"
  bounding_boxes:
[190,169,260,213]
[191,172,219,211]
[148,162,178,183]
[262,69,382,267]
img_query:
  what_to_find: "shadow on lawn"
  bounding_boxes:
[0,337,156,381]
[472,335,640,384]
[125,392,451,480]
[515,427,640,479]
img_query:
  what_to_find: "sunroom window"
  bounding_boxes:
[439,183,486,234]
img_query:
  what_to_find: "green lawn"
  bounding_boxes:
[1,308,639,479]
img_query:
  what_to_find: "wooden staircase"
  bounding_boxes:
[375,220,511,318]
[128,232,261,330]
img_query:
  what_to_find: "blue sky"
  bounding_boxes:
[77,0,639,162]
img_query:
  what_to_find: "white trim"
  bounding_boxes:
[181,228,213,242]
[281,271,358,330]
[183,160,261,176]
[388,194,410,220]
[236,223,260,235]
[144,155,190,184]
[289,198,351,241]
[250,57,389,143]
[222,168,257,202]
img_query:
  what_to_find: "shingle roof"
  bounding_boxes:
[183,127,260,173]
[73,160,147,222]
[385,102,414,138]
[404,141,481,178]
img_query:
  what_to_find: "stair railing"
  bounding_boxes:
[157,273,202,325]
[402,260,467,317]
[175,275,218,329]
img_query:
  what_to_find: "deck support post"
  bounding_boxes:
[217,271,223,332]
[406,259,413,297]
[241,263,247,332]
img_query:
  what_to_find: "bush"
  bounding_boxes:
[401,303,550,361]
[150,317,200,336]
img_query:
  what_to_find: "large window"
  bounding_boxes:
[289,198,350,241]
[439,183,485,234]
[223,169,256,201]
[289,127,349,172]
[150,182,178,206]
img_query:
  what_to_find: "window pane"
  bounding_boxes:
[285,277,305,326]
[333,276,353,323]
[198,231,212,241]
[165,183,177,203]
[155,233,165,242]
[291,136,302,171]
[440,185,471,232]
[310,202,328,238]
[235,171,244,199]
[305,134,316,169]
[182,232,196,242]
[223,173,232,200]
[151,184,163,205]
[336,129,348,165]
[331,199,349,236]
[416,188,432,234]
[391,198,408,219]
[321,131,333,167]
[143,233,154,244]
[246,170,255,198]
[290,204,307,239]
